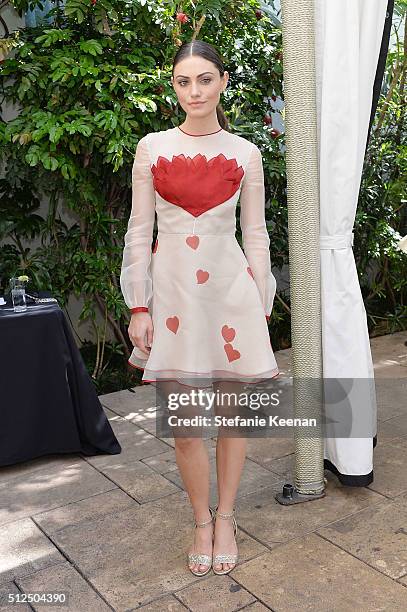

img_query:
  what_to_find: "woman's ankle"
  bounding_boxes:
[194,508,213,524]
[215,505,235,515]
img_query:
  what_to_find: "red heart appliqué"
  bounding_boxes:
[186,235,199,250]
[196,269,209,284]
[151,153,244,217]
[221,325,236,343]
[166,316,179,334]
[224,343,241,362]
[247,266,254,278]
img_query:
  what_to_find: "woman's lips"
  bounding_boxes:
[189,102,205,106]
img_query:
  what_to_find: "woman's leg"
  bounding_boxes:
[158,380,213,574]
[212,380,247,572]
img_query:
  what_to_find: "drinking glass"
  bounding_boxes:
[10,278,27,313]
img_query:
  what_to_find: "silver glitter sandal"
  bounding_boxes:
[187,507,215,576]
[212,507,238,575]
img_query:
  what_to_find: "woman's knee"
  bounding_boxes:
[174,436,203,453]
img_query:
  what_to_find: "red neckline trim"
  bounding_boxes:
[177,126,223,137]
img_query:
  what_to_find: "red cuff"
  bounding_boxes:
[130,307,149,314]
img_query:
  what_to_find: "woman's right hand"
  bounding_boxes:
[128,312,153,356]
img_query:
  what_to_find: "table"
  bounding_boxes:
[0,296,121,466]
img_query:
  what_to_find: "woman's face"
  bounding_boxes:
[171,56,228,118]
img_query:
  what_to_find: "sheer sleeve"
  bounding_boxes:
[239,143,277,321]
[120,135,155,315]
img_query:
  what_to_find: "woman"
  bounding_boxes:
[120,40,279,576]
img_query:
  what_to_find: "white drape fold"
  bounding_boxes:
[314,0,389,479]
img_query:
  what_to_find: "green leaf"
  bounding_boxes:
[49,126,64,143]
[25,152,39,166]
[79,40,104,57]
[41,155,59,171]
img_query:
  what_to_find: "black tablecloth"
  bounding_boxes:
[0,298,121,466]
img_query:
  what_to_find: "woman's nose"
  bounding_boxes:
[190,83,201,96]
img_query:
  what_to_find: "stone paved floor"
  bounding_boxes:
[0,331,406,611]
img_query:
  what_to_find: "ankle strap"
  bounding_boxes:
[215,508,235,519]
[195,507,214,527]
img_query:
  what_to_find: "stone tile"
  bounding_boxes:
[368,436,407,497]
[162,458,279,508]
[85,410,170,470]
[154,434,177,449]
[0,518,64,584]
[377,412,407,442]
[0,582,31,610]
[48,491,267,609]
[376,378,407,421]
[138,595,188,610]
[99,389,160,437]
[99,386,156,415]
[176,574,256,611]
[0,454,80,485]
[119,404,215,443]
[35,489,135,535]
[245,437,295,469]
[107,403,200,449]
[101,460,181,503]
[0,458,115,527]
[394,490,407,507]
[142,441,217,475]
[234,474,383,547]
[233,533,407,611]
[15,562,111,612]
[371,331,407,375]
[261,453,294,478]
[375,365,407,378]
[240,602,271,611]
[317,496,407,579]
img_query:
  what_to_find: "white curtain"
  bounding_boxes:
[314,0,389,483]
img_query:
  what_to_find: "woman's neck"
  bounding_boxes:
[178,119,221,136]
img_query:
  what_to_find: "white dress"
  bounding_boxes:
[120,125,280,387]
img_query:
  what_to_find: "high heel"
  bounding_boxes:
[212,506,238,575]
[187,507,215,576]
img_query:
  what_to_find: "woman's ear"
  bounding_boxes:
[222,71,229,91]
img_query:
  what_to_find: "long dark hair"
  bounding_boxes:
[172,40,230,131]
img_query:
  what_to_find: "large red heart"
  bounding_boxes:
[151,153,244,217]
[186,235,199,249]
[224,343,241,362]
[221,325,236,343]
[166,316,179,334]
[196,269,209,284]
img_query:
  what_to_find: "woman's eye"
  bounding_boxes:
[178,79,212,86]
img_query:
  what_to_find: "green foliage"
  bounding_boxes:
[356,15,407,335]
